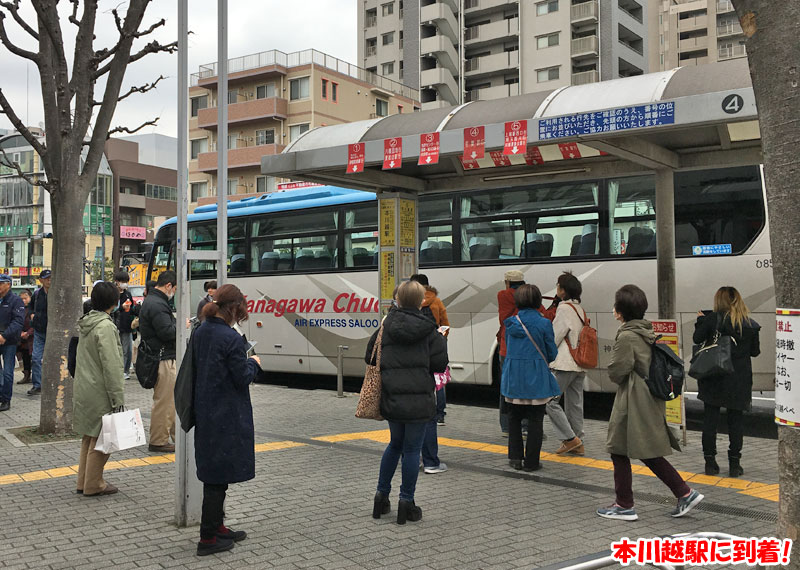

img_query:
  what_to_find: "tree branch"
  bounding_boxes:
[94,39,177,79]
[0,0,38,40]
[107,118,159,138]
[0,12,39,61]
[117,75,165,102]
[0,148,54,191]
[67,0,79,27]
[0,88,48,158]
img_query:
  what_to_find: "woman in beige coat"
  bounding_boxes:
[597,284,703,521]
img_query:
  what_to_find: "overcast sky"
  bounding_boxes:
[0,1,357,137]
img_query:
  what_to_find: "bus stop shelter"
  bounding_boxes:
[260,58,763,319]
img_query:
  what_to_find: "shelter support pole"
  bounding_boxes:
[655,169,676,320]
[175,0,203,527]
[377,193,419,315]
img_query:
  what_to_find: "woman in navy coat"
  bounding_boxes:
[193,284,261,556]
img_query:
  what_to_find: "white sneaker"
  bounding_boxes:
[124,373,131,380]
[423,463,448,474]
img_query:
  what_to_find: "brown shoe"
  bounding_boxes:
[17,371,31,384]
[568,444,585,456]
[555,437,583,455]
[84,482,118,497]
[148,443,175,453]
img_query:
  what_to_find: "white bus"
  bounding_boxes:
[149,165,774,393]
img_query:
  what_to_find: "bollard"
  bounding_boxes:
[336,345,349,397]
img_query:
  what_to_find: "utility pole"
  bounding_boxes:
[26,226,32,286]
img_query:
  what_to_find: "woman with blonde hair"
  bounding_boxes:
[693,286,760,477]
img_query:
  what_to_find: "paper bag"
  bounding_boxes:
[95,408,147,454]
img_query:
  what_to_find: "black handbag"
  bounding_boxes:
[689,315,736,380]
[135,339,163,389]
[174,326,198,432]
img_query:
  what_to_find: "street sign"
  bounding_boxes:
[776,309,800,428]
[418,132,440,166]
[463,126,485,160]
[538,102,676,141]
[346,143,365,173]
[383,137,402,170]
[504,120,527,155]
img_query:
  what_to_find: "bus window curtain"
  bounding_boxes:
[460,197,472,261]
[607,181,619,254]
[342,210,355,266]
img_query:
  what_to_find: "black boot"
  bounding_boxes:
[729,454,744,478]
[704,455,720,475]
[396,499,422,525]
[372,492,390,519]
[196,536,234,556]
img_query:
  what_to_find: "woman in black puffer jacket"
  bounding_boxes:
[366,280,448,525]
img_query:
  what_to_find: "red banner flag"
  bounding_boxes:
[383,137,402,170]
[463,126,485,160]
[504,120,527,155]
[525,146,544,165]
[419,132,440,166]
[347,143,365,173]
[459,156,480,170]
[490,151,511,167]
[558,142,582,160]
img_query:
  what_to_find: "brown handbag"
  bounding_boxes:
[355,326,384,420]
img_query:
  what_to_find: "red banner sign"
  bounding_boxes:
[120,225,147,240]
[558,142,582,160]
[418,132,440,165]
[463,126,485,160]
[504,120,527,155]
[525,146,544,165]
[347,143,365,173]
[459,156,480,170]
[383,137,402,170]
[490,151,511,167]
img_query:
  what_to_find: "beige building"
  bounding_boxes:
[648,0,746,71]
[359,0,649,110]
[189,49,419,208]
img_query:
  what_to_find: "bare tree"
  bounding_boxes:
[0,0,176,433]
[730,1,800,560]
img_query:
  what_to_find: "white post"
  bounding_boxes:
[175,0,203,527]
[217,0,228,285]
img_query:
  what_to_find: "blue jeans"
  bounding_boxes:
[377,421,427,502]
[0,343,16,402]
[31,331,45,390]
[421,418,440,468]
[120,332,132,374]
[435,386,446,422]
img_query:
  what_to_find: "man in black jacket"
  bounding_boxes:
[113,271,137,379]
[139,270,177,452]
[0,274,25,411]
[29,269,51,396]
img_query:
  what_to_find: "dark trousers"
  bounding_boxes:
[200,483,228,539]
[507,402,546,468]
[17,349,31,372]
[702,404,744,458]
[611,454,690,509]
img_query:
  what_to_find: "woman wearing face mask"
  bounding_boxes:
[192,284,261,556]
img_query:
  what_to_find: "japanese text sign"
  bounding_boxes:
[120,226,146,240]
[504,120,527,155]
[418,132,440,166]
[610,536,792,566]
[383,138,402,170]
[538,102,676,141]
[776,309,800,427]
[347,143,365,174]
[463,126,485,160]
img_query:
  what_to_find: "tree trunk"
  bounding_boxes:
[38,175,89,434]
[732,0,800,559]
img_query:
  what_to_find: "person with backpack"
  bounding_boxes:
[547,272,592,456]
[597,284,702,521]
[693,286,760,478]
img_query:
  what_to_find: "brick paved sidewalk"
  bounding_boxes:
[0,370,780,570]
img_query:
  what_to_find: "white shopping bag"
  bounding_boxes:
[94,408,147,454]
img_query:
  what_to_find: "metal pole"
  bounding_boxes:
[336,345,349,397]
[100,220,106,278]
[655,169,676,319]
[217,0,228,286]
[26,227,31,285]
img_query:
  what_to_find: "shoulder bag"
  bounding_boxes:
[174,326,198,432]
[689,314,736,380]
[135,339,163,389]
[355,326,384,420]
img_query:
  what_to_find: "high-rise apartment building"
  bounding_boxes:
[648,0,745,71]
[358,0,648,110]
[189,49,419,209]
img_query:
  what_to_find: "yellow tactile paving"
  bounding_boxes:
[45,467,77,478]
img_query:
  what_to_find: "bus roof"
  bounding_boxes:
[160,186,376,229]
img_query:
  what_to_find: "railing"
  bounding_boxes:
[465,82,519,102]
[618,6,643,23]
[572,35,599,56]
[366,45,377,57]
[717,22,743,36]
[719,44,747,60]
[619,39,644,55]
[571,69,599,85]
[366,15,377,27]
[190,48,419,100]
[717,0,734,12]
[571,0,598,22]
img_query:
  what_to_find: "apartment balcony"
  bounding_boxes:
[196,144,286,173]
[421,34,459,76]
[421,99,452,111]
[365,15,377,27]
[571,1,598,24]
[571,70,599,85]
[717,22,743,37]
[464,50,519,79]
[463,0,518,17]
[678,13,708,32]
[716,0,734,13]
[118,193,146,210]
[718,44,747,60]
[196,97,288,130]
[464,17,519,48]
[571,35,599,59]
[678,55,710,66]
[465,82,519,102]
[420,67,459,105]
[420,2,459,44]
[678,35,709,52]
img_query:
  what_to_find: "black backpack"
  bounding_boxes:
[645,336,684,401]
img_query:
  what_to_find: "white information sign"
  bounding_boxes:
[775,309,800,427]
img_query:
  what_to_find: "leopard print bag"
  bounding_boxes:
[355,326,384,420]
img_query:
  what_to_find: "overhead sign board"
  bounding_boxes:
[383,138,402,170]
[463,126,485,160]
[504,120,527,155]
[347,143,365,173]
[418,132,440,166]
[538,102,676,141]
